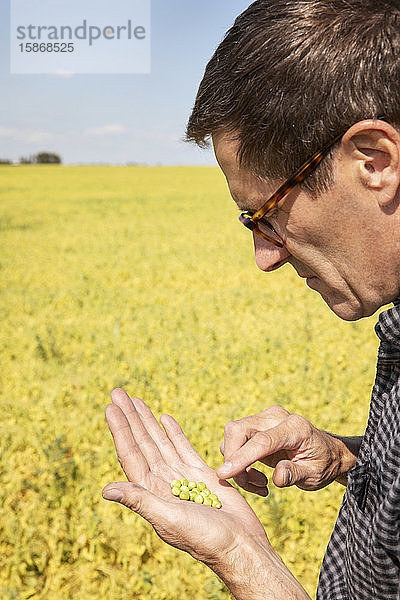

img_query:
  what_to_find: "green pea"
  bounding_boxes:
[200,489,210,497]
[171,479,181,488]
[194,494,204,504]
[197,482,206,491]
[180,485,189,493]
[209,493,218,501]
[203,497,213,506]
[189,491,197,501]
[179,491,190,500]
[212,500,222,509]
[181,478,189,487]
[188,481,196,490]
[171,487,181,497]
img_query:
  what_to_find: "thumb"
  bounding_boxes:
[272,460,307,488]
[102,482,165,523]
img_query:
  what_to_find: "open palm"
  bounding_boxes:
[102,388,269,566]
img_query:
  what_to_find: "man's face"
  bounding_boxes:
[213,130,400,321]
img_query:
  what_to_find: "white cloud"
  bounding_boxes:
[0,127,54,143]
[83,124,126,137]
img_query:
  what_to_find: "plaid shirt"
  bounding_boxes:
[316,302,400,599]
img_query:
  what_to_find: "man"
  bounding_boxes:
[102,1,400,598]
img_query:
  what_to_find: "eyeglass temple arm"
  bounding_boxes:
[252,116,386,221]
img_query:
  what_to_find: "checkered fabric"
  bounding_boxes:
[316,301,400,599]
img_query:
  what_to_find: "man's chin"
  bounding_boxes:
[313,286,365,321]
[329,304,364,321]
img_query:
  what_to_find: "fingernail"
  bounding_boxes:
[103,488,124,502]
[218,462,232,476]
[284,470,292,486]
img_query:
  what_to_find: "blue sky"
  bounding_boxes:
[0,0,251,165]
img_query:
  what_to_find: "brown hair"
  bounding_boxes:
[186,0,400,193]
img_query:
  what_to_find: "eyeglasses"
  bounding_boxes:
[238,119,384,247]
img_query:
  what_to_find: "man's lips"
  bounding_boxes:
[306,276,319,289]
[264,261,319,281]
[290,263,316,279]
[296,271,320,287]
[264,259,289,272]
[297,271,317,279]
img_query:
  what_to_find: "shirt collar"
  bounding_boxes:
[375,301,400,351]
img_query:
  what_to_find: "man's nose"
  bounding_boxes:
[253,233,291,271]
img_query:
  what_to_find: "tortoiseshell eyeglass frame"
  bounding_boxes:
[238,118,385,248]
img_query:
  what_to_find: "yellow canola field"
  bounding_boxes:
[0,165,383,599]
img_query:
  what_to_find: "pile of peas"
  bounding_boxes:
[171,479,222,509]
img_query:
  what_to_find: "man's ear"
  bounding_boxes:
[341,120,400,208]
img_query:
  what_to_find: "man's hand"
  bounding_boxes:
[217,406,360,493]
[102,388,270,567]
[102,390,311,599]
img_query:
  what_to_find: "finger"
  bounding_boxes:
[128,394,184,468]
[160,414,207,468]
[231,467,267,492]
[220,420,248,472]
[233,467,267,488]
[262,405,291,420]
[217,423,296,479]
[232,470,268,497]
[272,459,308,488]
[111,389,168,476]
[220,411,285,466]
[102,481,174,530]
[246,467,268,488]
[105,404,149,483]
[233,479,269,497]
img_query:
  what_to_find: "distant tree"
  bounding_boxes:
[19,155,34,164]
[18,152,62,165]
[0,159,12,164]
[35,152,62,164]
